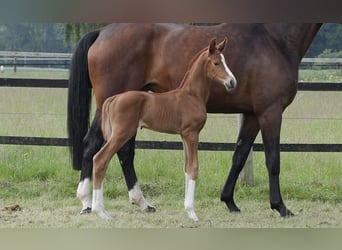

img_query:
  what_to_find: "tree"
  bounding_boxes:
[0,23,70,52]
[62,23,107,47]
[58,23,342,56]
[305,23,342,57]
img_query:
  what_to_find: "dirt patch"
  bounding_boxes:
[2,204,22,212]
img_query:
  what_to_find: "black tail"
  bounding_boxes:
[67,30,100,170]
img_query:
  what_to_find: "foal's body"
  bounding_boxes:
[92,38,236,221]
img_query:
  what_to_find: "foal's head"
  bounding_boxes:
[206,37,237,91]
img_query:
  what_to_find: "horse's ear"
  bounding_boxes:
[217,37,228,52]
[209,38,217,55]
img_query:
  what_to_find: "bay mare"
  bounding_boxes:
[68,23,322,218]
[92,38,236,221]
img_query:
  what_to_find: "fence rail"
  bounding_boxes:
[0,51,72,58]
[1,54,341,71]
[1,78,342,91]
[0,78,341,152]
[0,136,342,152]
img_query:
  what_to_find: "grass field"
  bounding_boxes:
[0,67,341,228]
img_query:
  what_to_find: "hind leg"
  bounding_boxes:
[117,135,155,212]
[221,113,260,213]
[76,109,104,214]
[92,133,131,220]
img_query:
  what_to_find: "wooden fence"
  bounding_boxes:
[0,78,341,152]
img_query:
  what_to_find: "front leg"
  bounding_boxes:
[184,173,198,221]
[221,113,260,213]
[258,107,294,217]
[182,132,200,222]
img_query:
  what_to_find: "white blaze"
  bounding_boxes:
[220,53,237,86]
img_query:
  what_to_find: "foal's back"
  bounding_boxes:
[102,88,207,141]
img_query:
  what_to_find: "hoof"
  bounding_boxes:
[186,210,199,222]
[80,207,92,215]
[228,207,241,213]
[272,204,295,217]
[280,209,295,218]
[145,205,156,213]
[93,208,112,220]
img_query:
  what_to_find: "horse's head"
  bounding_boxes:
[206,37,237,92]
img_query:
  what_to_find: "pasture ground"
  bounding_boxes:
[0,67,341,228]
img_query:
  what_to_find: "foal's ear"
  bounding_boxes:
[217,37,228,52]
[209,38,217,55]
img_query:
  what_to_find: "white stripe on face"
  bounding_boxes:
[220,53,237,85]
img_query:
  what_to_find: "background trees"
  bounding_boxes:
[0,23,341,57]
[306,23,342,57]
[0,23,69,52]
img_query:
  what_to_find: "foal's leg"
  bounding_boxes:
[258,107,294,217]
[221,113,260,213]
[182,132,200,222]
[77,109,104,214]
[117,135,155,212]
[92,134,129,219]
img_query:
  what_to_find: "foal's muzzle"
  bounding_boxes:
[224,78,237,91]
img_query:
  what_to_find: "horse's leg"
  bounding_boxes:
[182,132,199,222]
[258,107,294,217]
[117,135,155,212]
[221,113,260,213]
[76,109,104,214]
[92,132,132,219]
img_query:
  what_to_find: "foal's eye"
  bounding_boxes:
[214,62,220,66]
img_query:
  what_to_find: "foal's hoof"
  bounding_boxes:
[145,205,156,213]
[80,207,92,215]
[186,210,199,222]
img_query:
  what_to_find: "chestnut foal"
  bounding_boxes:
[92,37,237,221]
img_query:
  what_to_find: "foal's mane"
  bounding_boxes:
[177,46,209,89]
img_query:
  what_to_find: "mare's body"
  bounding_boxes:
[68,23,322,217]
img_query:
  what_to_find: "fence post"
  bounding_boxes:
[13,57,17,72]
[237,114,254,185]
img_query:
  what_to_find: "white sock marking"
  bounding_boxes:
[76,178,92,211]
[184,173,198,221]
[92,184,112,220]
[128,183,154,210]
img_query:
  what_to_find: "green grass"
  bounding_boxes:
[299,69,342,82]
[0,66,68,79]
[0,67,341,228]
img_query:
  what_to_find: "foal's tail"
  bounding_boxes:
[67,30,100,170]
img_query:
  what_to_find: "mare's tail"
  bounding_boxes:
[67,30,100,170]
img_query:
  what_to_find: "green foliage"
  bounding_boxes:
[306,23,342,57]
[0,23,70,52]
[62,23,107,47]
[317,49,342,58]
[0,23,341,56]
